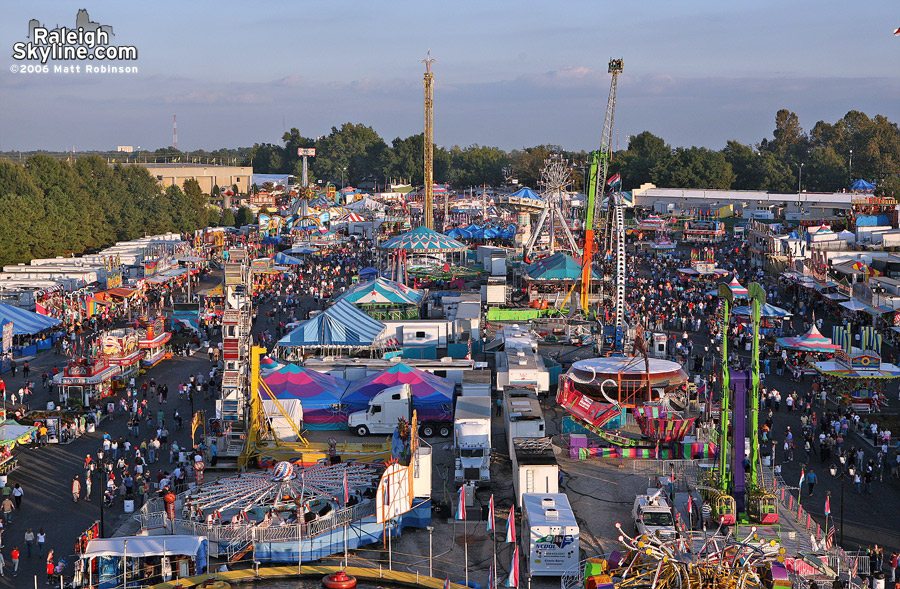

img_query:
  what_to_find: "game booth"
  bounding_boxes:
[136,317,172,368]
[56,356,120,407]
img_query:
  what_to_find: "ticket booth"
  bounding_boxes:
[56,356,120,407]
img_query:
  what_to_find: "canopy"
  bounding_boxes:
[334,277,425,307]
[347,196,386,212]
[82,535,208,563]
[728,276,749,298]
[262,364,349,430]
[812,360,900,379]
[272,251,303,266]
[0,302,61,335]
[0,420,37,450]
[840,299,871,312]
[776,325,841,353]
[336,212,367,223]
[506,187,543,201]
[525,252,600,282]
[284,246,318,255]
[732,303,792,318]
[277,299,385,349]
[358,267,379,279]
[378,226,468,253]
[851,179,876,192]
[341,362,453,421]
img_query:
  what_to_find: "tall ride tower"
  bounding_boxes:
[422,51,436,230]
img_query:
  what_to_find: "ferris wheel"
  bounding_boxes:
[523,156,580,262]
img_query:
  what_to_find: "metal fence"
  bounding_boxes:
[140,500,377,545]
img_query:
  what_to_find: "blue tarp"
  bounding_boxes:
[0,302,61,335]
[273,252,303,265]
[277,300,385,348]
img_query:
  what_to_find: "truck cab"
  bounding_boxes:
[632,489,677,539]
[348,384,411,436]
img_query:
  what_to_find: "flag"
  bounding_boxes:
[35,303,48,316]
[487,494,495,532]
[687,494,693,516]
[343,470,349,505]
[799,468,805,489]
[696,381,707,401]
[444,577,451,589]
[506,546,520,587]
[505,505,516,543]
[826,524,835,549]
[488,563,495,589]
[824,495,830,517]
[607,173,621,187]
[894,27,900,36]
[455,485,466,520]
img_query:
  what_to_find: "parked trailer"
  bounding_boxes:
[521,493,580,576]
[504,390,546,459]
[453,395,492,486]
[511,437,558,507]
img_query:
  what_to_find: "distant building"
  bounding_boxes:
[134,163,253,194]
[117,146,134,153]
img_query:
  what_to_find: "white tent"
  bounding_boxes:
[840,299,871,312]
[82,535,207,559]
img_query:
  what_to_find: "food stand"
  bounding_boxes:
[56,356,120,407]
[101,329,143,382]
[137,317,172,368]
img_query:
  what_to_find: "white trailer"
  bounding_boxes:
[461,370,492,396]
[511,437,558,507]
[504,390,545,459]
[521,493,580,576]
[453,395,492,486]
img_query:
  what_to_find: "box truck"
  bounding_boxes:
[454,395,492,486]
[521,493,580,576]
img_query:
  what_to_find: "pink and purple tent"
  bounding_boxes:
[728,277,749,298]
[262,364,350,430]
[341,362,453,422]
[776,325,841,353]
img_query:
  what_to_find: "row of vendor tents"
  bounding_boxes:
[258,359,453,435]
[445,224,517,241]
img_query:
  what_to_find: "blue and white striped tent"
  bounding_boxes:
[0,302,61,335]
[277,299,385,349]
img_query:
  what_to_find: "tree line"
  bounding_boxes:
[0,155,218,266]
[243,109,900,196]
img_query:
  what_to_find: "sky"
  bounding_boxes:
[2,0,899,153]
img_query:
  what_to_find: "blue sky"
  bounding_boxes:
[2,0,899,153]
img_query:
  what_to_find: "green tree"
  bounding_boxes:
[651,147,734,189]
[722,140,794,191]
[221,207,235,227]
[313,123,388,186]
[449,144,508,187]
[235,206,254,227]
[610,131,670,189]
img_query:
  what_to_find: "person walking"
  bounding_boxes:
[37,529,45,556]
[1,496,14,524]
[805,470,818,496]
[23,529,33,558]
[72,475,81,502]
[11,546,19,577]
[12,484,22,510]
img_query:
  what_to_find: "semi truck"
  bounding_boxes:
[454,395,492,486]
[348,384,452,438]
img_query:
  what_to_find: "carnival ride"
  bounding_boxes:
[523,157,580,263]
[570,524,790,589]
[580,59,626,354]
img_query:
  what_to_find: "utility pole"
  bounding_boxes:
[422,51,436,230]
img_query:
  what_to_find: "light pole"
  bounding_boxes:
[830,456,855,547]
[798,163,804,197]
[849,149,853,183]
[341,167,347,191]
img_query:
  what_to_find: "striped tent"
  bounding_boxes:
[776,325,841,353]
[276,299,386,349]
[0,302,61,335]
[732,303,792,318]
[728,277,749,298]
[377,226,468,252]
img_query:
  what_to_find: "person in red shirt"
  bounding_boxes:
[46,560,54,584]
[10,547,18,577]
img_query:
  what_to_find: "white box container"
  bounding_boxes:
[521,493,579,576]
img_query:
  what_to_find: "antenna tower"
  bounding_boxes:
[173,115,178,150]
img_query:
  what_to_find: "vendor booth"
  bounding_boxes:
[78,534,208,588]
[101,330,143,381]
[56,356,120,407]
[137,317,172,368]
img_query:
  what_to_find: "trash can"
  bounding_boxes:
[873,573,885,589]
[123,499,135,513]
[86,423,96,434]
